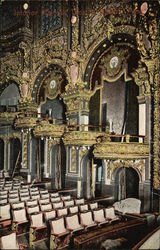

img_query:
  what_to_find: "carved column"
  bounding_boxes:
[44,137,49,178]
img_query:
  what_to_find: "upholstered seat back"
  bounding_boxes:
[105,207,116,219]
[90,202,98,210]
[0,198,8,204]
[12,201,25,209]
[53,201,63,209]
[44,210,56,221]
[0,232,19,250]
[41,193,50,199]
[57,208,68,217]
[0,204,10,220]
[66,214,80,229]
[40,190,48,194]
[75,198,84,205]
[13,208,27,222]
[64,200,74,207]
[93,209,105,222]
[0,194,7,199]
[27,205,40,214]
[41,203,52,211]
[9,190,18,195]
[20,191,29,196]
[31,212,44,227]
[20,195,30,201]
[69,206,78,214]
[61,195,71,201]
[51,197,61,203]
[51,218,66,234]
[26,199,38,207]
[39,198,50,205]
[9,197,20,203]
[31,194,40,200]
[80,204,88,212]
[0,190,7,195]
[50,192,59,198]
[9,193,19,198]
[81,211,94,225]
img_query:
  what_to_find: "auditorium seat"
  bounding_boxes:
[40,193,50,199]
[61,195,71,201]
[40,203,52,212]
[57,207,68,217]
[29,212,47,247]
[39,198,50,205]
[69,205,79,214]
[50,217,71,250]
[89,202,98,210]
[0,203,11,228]
[27,205,40,215]
[0,198,7,204]
[31,194,40,200]
[0,232,27,249]
[65,214,84,234]
[80,211,97,229]
[52,201,63,209]
[50,197,61,203]
[64,199,74,207]
[50,192,59,198]
[9,197,20,203]
[20,195,30,202]
[26,199,38,207]
[104,207,120,222]
[75,198,85,205]
[93,208,109,226]
[79,204,88,212]
[12,201,25,210]
[44,210,56,223]
[12,208,28,235]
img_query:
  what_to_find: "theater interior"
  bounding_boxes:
[0,0,160,249]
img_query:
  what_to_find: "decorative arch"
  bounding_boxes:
[111,164,142,184]
[83,32,138,89]
[32,64,67,104]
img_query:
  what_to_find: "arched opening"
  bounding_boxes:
[82,153,91,199]
[0,139,4,170]
[0,83,20,112]
[88,45,139,135]
[94,159,103,197]
[10,138,21,174]
[115,167,139,201]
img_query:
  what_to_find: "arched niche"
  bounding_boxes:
[32,64,67,124]
[114,167,139,201]
[87,42,139,136]
[0,82,20,112]
[0,139,4,170]
[10,138,21,173]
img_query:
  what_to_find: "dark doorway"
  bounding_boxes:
[0,139,4,170]
[94,159,103,197]
[115,167,139,200]
[10,138,21,173]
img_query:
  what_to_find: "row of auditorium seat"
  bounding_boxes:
[0,206,120,249]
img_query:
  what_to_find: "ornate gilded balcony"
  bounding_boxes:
[33,119,65,139]
[63,125,105,146]
[94,134,149,160]
[0,112,20,125]
[14,112,37,129]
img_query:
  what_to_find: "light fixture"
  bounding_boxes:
[23,2,29,10]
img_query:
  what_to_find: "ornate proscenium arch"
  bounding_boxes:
[84,33,138,88]
[32,64,67,104]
